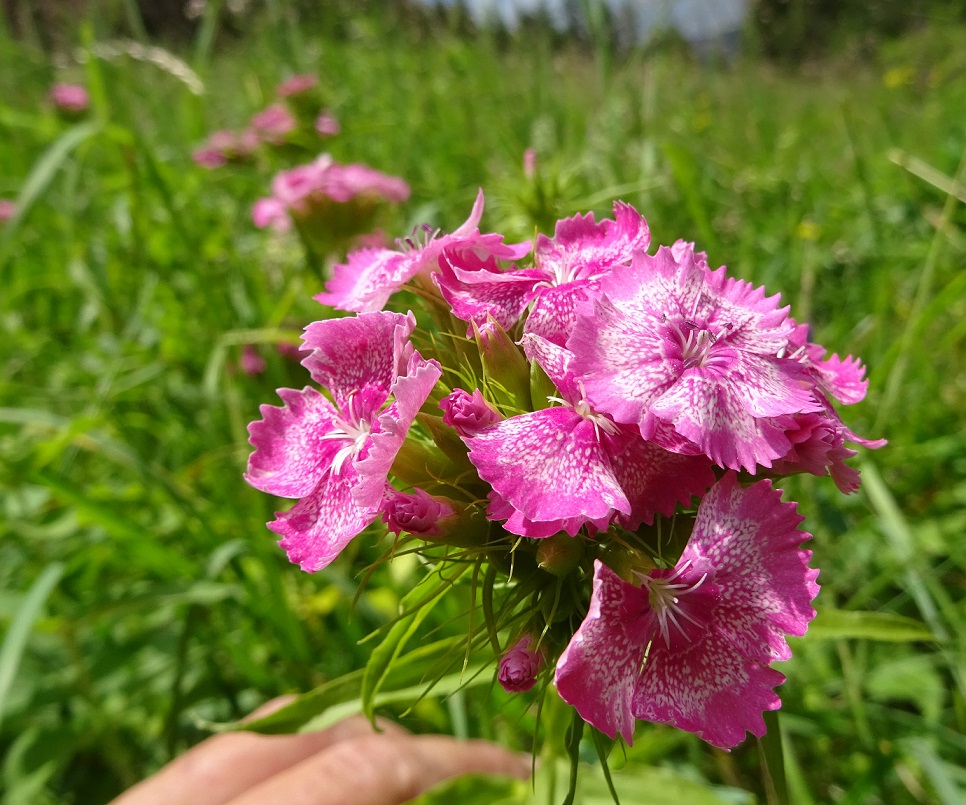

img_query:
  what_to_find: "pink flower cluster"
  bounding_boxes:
[245,191,883,750]
[251,154,410,234]
[193,74,339,169]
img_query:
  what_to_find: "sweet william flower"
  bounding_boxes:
[462,335,714,537]
[437,201,651,346]
[245,311,440,571]
[554,472,819,750]
[318,189,529,313]
[499,636,545,693]
[569,243,822,472]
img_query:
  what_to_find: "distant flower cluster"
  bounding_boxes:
[193,74,340,169]
[244,191,883,750]
[251,154,409,236]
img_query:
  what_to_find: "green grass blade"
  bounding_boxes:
[0,563,65,730]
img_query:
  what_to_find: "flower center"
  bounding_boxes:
[663,315,733,370]
[320,393,373,475]
[548,383,619,440]
[396,222,439,253]
[637,561,708,648]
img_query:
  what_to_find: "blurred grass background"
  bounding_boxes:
[1,1,965,803]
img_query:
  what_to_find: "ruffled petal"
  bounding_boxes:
[245,386,342,498]
[269,469,378,572]
[555,560,651,743]
[352,352,442,510]
[683,472,819,663]
[301,311,416,407]
[466,407,629,526]
[631,622,786,751]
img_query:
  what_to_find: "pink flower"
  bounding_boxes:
[569,244,822,472]
[439,388,502,436]
[554,472,819,750]
[193,129,257,169]
[436,201,650,345]
[251,197,290,231]
[381,488,454,536]
[277,74,318,97]
[245,311,441,571]
[249,103,296,144]
[499,636,545,693]
[252,156,409,237]
[315,111,341,137]
[523,148,537,180]
[240,344,266,376]
[318,189,528,313]
[50,83,89,113]
[462,335,714,537]
[0,199,15,222]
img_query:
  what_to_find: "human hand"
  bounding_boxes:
[110,700,530,805]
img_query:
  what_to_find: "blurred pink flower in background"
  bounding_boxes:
[50,83,89,113]
[314,111,341,137]
[277,74,318,97]
[252,155,409,233]
[0,200,15,222]
[249,103,297,144]
[240,345,267,376]
[192,129,258,169]
[523,147,537,179]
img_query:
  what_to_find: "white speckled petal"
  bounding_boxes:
[467,407,629,524]
[352,352,442,510]
[315,248,421,313]
[682,472,820,663]
[244,386,342,498]
[269,468,378,572]
[555,560,652,743]
[632,622,787,751]
[301,311,415,408]
[605,428,716,529]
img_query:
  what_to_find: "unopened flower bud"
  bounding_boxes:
[498,635,544,693]
[381,488,454,537]
[439,388,501,437]
[474,319,532,412]
[536,533,584,577]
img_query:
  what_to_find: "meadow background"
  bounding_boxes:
[2,1,965,803]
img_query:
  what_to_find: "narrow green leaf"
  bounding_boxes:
[0,563,65,730]
[0,121,101,271]
[362,579,447,722]
[805,609,937,643]
[561,707,585,805]
[759,710,788,805]
[591,728,622,805]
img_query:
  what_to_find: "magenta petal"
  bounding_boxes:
[524,281,599,348]
[352,352,442,509]
[436,249,543,334]
[245,387,342,498]
[536,201,651,283]
[316,248,420,312]
[683,472,820,663]
[605,430,716,529]
[486,488,610,538]
[467,407,630,525]
[269,469,378,572]
[555,561,651,743]
[301,311,415,407]
[631,626,787,751]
